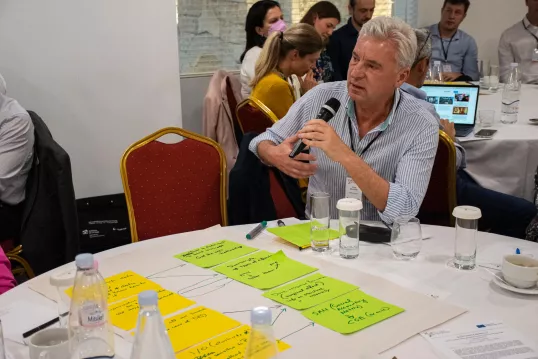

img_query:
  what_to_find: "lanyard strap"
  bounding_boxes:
[347,119,382,157]
[439,25,457,62]
[522,20,538,45]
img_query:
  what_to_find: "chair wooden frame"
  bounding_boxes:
[6,245,35,278]
[120,127,228,243]
[235,97,279,134]
[439,130,458,227]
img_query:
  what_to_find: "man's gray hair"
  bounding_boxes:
[359,16,417,69]
[413,28,432,67]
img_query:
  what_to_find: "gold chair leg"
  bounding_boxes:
[6,252,36,279]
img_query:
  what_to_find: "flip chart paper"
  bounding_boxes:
[109,289,194,331]
[175,240,258,268]
[165,306,241,352]
[217,250,317,290]
[213,250,273,277]
[263,273,358,310]
[267,223,340,248]
[302,290,404,334]
[175,325,290,359]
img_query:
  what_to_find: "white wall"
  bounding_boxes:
[0,0,182,199]
[417,0,528,64]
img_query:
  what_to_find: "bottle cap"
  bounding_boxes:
[510,62,519,67]
[75,253,94,269]
[138,290,159,306]
[337,198,363,211]
[250,306,272,326]
[50,268,76,287]
[452,206,482,220]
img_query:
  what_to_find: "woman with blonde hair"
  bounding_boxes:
[250,23,323,119]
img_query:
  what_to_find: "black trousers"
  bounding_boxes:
[457,170,537,239]
[0,201,23,242]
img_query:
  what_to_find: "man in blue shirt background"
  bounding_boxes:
[327,0,375,81]
[427,0,479,81]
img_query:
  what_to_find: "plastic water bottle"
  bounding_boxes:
[130,291,175,359]
[501,63,521,124]
[244,307,278,359]
[69,253,115,358]
[432,61,443,83]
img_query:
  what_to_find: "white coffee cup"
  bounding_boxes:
[29,328,71,359]
[502,255,538,289]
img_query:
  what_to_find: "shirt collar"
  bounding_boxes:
[345,18,359,36]
[346,89,401,133]
[400,83,427,101]
[430,23,461,41]
[523,16,536,29]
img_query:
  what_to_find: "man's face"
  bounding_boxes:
[440,3,466,32]
[527,0,538,18]
[349,0,375,28]
[347,36,409,105]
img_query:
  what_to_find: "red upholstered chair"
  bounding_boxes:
[268,169,299,219]
[418,131,457,227]
[121,128,228,242]
[236,97,278,135]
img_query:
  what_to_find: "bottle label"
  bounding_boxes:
[502,99,519,114]
[79,301,105,327]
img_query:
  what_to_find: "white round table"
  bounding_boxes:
[2,221,538,359]
[463,84,538,201]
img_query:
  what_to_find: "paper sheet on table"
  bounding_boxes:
[109,289,194,331]
[421,321,538,359]
[267,222,340,249]
[213,250,274,277]
[302,290,404,334]
[175,325,290,359]
[165,306,241,352]
[263,273,358,310]
[215,250,317,290]
[174,240,258,268]
[0,301,58,344]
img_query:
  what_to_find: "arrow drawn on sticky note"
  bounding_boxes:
[271,308,287,326]
[279,322,314,341]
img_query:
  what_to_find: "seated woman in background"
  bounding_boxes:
[240,0,286,99]
[300,1,341,83]
[250,24,323,119]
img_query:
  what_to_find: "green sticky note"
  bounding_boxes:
[213,250,274,277]
[267,223,340,248]
[263,273,358,310]
[302,290,404,334]
[217,250,317,290]
[174,240,258,268]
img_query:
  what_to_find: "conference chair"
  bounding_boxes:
[121,127,228,242]
[5,245,35,279]
[225,77,243,146]
[235,97,278,135]
[417,131,457,227]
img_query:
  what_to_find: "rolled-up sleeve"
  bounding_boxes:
[463,37,479,80]
[498,32,514,83]
[379,124,439,224]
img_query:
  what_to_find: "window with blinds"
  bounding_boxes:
[177,0,394,75]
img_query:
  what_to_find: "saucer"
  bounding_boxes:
[493,272,538,295]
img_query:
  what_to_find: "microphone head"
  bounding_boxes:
[325,98,341,113]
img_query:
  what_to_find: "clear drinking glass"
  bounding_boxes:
[489,65,500,91]
[310,192,331,252]
[453,206,482,270]
[390,216,422,260]
[337,198,363,259]
[479,110,495,128]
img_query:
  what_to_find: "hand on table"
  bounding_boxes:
[298,119,352,163]
[299,70,317,94]
[442,72,462,82]
[267,135,317,179]
[440,119,456,141]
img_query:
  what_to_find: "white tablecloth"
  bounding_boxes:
[462,84,538,201]
[2,220,538,359]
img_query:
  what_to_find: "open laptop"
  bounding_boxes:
[421,84,480,138]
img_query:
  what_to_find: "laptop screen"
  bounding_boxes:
[421,85,480,126]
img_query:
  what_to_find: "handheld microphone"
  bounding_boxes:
[289,97,341,159]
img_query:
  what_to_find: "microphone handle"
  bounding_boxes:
[289,108,333,159]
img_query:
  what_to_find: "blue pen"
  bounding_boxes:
[516,248,521,255]
[246,221,267,240]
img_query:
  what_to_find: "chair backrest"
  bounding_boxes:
[268,169,299,219]
[121,128,228,242]
[417,131,457,227]
[236,97,278,135]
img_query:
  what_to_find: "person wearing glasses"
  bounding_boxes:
[427,0,479,81]
[499,0,538,84]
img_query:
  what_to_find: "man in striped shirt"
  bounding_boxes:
[249,17,439,223]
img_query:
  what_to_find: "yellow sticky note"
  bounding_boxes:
[176,325,290,359]
[110,289,195,331]
[165,306,241,353]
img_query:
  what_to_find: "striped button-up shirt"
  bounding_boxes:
[249,81,439,223]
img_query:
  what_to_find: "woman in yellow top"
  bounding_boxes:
[250,23,323,119]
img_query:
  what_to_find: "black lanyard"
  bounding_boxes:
[439,25,457,62]
[347,119,382,156]
[522,20,538,45]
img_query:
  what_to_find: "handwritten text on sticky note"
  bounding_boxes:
[213,250,273,277]
[175,240,258,268]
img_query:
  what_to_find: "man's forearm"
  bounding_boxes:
[257,140,278,165]
[339,151,390,211]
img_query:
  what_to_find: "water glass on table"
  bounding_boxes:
[479,110,495,128]
[337,198,363,259]
[453,206,482,270]
[310,192,331,252]
[488,65,500,91]
[390,216,422,260]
